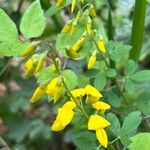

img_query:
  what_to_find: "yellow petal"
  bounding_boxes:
[56,0,66,7]
[86,95,99,104]
[87,51,96,70]
[51,118,65,131]
[30,85,47,103]
[58,108,74,126]
[21,43,37,57]
[89,5,96,18]
[96,129,108,148]
[34,56,46,74]
[62,101,76,110]
[71,0,77,12]
[92,101,111,111]
[62,20,72,33]
[85,85,102,99]
[88,115,110,130]
[71,36,85,52]
[97,38,106,54]
[71,88,86,98]
[47,77,63,103]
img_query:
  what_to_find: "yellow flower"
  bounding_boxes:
[71,35,85,52]
[88,115,110,130]
[51,101,76,131]
[71,0,77,12]
[47,77,63,103]
[87,51,96,70]
[96,129,108,148]
[85,85,102,104]
[70,21,77,35]
[97,37,106,54]
[89,5,96,18]
[21,43,37,57]
[34,54,46,74]
[71,88,86,98]
[62,20,72,33]
[56,0,66,7]
[76,11,81,20]
[92,101,111,111]
[86,17,92,35]
[30,85,47,103]
[62,101,76,110]
[24,57,37,78]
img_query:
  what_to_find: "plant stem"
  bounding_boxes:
[48,44,89,118]
[129,0,146,61]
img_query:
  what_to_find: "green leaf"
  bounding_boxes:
[0,9,18,41]
[107,41,132,62]
[20,0,46,39]
[62,69,78,90]
[105,90,121,108]
[37,66,55,84]
[84,69,100,78]
[136,92,150,115]
[45,0,72,17]
[120,111,142,146]
[0,9,29,56]
[105,68,117,77]
[74,131,97,150]
[124,79,135,93]
[94,72,106,90]
[106,113,121,137]
[130,70,150,82]
[128,133,150,150]
[124,60,138,75]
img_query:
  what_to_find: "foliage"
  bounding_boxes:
[0,0,150,150]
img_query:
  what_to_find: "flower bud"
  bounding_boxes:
[87,51,96,70]
[76,11,82,21]
[30,85,47,103]
[71,34,86,52]
[34,53,46,74]
[62,20,72,33]
[51,58,61,73]
[97,36,106,54]
[89,5,96,18]
[71,0,77,12]
[70,21,77,35]
[56,0,66,7]
[87,17,92,35]
[21,43,37,57]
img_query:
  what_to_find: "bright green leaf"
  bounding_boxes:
[62,69,78,90]
[128,133,150,150]
[20,0,46,39]
[37,66,55,84]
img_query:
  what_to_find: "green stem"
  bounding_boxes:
[109,136,120,145]
[129,0,146,61]
[48,44,89,118]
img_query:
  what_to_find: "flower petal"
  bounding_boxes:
[96,129,108,148]
[88,115,110,130]
[92,101,111,111]
[51,118,65,131]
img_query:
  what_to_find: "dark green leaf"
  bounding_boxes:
[120,111,142,146]
[106,113,121,137]
[124,60,138,75]
[94,72,106,90]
